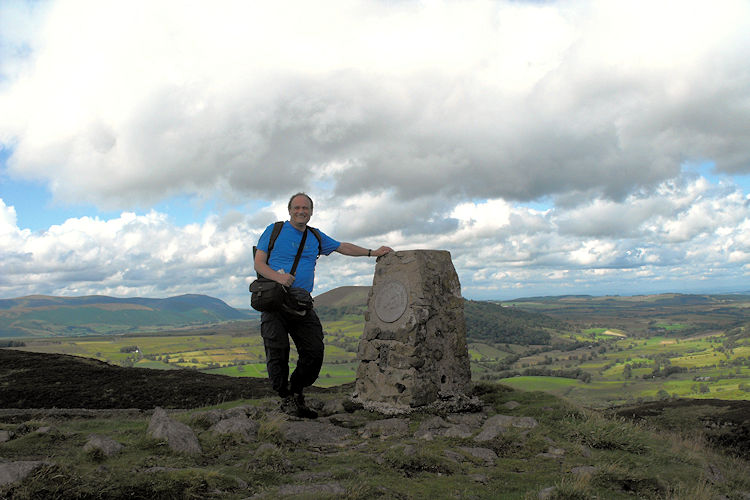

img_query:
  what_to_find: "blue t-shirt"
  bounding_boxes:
[256,221,340,292]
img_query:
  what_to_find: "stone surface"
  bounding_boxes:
[571,465,597,477]
[282,420,353,447]
[147,407,202,455]
[539,486,556,500]
[353,250,472,412]
[210,416,259,442]
[414,416,450,440]
[538,447,566,459]
[374,281,409,323]
[360,418,410,439]
[459,446,498,464]
[0,460,51,486]
[83,434,123,457]
[474,414,539,442]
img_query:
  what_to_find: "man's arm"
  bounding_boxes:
[254,249,295,287]
[335,242,393,257]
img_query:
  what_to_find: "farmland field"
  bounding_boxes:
[6,293,750,409]
[497,375,582,392]
[8,318,361,388]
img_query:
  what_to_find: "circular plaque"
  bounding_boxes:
[374,281,408,323]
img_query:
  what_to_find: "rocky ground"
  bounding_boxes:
[2,349,750,498]
[2,348,748,459]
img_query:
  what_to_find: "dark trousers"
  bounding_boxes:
[261,308,324,397]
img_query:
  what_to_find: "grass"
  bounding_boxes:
[205,363,269,378]
[655,323,690,331]
[3,383,748,499]
[315,361,359,387]
[469,342,510,361]
[496,376,582,392]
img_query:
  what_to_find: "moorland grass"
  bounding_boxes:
[2,383,749,499]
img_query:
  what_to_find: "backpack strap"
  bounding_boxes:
[265,221,285,263]
[307,226,322,257]
[253,221,285,277]
[253,221,322,272]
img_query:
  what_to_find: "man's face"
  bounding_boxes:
[288,195,312,227]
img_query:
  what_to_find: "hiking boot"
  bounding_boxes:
[280,393,318,419]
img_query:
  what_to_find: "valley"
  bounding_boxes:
[2,290,749,409]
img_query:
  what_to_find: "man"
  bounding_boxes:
[254,192,393,418]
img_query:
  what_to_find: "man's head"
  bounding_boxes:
[288,192,313,211]
[288,192,313,229]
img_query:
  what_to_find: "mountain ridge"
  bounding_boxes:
[1,287,565,347]
[0,293,254,338]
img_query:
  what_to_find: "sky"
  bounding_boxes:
[1,0,750,309]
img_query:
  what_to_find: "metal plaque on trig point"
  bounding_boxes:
[374,281,408,323]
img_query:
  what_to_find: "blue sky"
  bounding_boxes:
[1,0,750,308]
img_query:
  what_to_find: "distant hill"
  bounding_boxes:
[0,294,254,338]
[464,299,568,345]
[0,287,570,345]
[314,286,370,308]
[507,292,750,307]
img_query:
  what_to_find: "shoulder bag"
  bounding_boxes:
[249,227,308,312]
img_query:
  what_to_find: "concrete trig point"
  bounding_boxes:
[352,250,472,413]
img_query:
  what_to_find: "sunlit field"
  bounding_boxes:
[9,294,750,408]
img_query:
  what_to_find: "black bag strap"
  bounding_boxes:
[265,221,285,262]
[253,221,284,262]
[254,222,320,261]
[289,228,308,277]
[252,222,315,279]
[308,226,322,256]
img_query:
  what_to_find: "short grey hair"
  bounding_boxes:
[288,192,313,210]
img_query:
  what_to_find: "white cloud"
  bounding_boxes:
[3,175,748,305]
[0,198,20,236]
[1,0,749,214]
[0,207,260,302]
[1,1,750,303]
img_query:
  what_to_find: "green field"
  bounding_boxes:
[15,333,267,369]
[497,376,582,392]
[10,318,361,389]
[8,293,750,408]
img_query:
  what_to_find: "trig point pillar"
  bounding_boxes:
[352,250,472,413]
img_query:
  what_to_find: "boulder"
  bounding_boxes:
[459,446,498,464]
[210,416,259,441]
[147,407,202,455]
[474,414,538,442]
[282,420,352,447]
[83,434,123,457]
[360,418,410,439]
[0,460,51,486]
